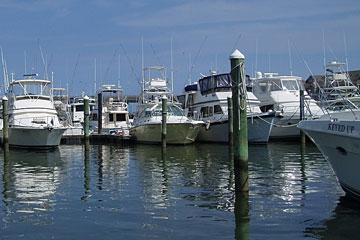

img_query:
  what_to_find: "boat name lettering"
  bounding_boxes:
[328,123,355,133]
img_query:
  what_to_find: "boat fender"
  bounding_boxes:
[205,120,211,130]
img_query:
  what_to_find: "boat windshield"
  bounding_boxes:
[139,104,185,117]
[281,79,299,91]
[12,81,51,97]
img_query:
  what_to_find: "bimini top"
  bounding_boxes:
[198,73,232,95]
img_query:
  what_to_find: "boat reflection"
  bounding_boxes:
[304,196,360,238]
[2,147,63,225]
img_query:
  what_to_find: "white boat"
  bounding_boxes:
[298,109,360,201]
[90,84,131,136]
[178,72,281,143]
[251,72,324,138]
[130,66,203,144]
[7,74,67,148]
[316,61,360,111]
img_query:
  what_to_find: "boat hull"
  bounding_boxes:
[270,117,300,139]
[197,113,277,143]
[130,122,202,144]
[8,126,66,148]
[298,120,360,200]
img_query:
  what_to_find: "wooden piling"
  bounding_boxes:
[2,96,8,145]
[161,96,167,148]
[299,89,306,146]
[84,96,90,140]
[97,92,103,134]
[230,49,248,192]
[227,97,233,146]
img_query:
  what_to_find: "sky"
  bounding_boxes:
[0,0,360,97]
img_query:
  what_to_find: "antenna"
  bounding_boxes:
[24,51,27,75]
[255,38,258,77]
[188,54,192,85]
[343,31,349,74]
[288,39,293,76]
[94,58,97,94]
[322,29,326,75]
[142,37,145,103]
[118,53,121,88]
[39,43,49,80]
[1,46,9,93]
[171,37,174,100]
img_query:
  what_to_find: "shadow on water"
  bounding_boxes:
[1,145,63,226]
[304,196,360,239]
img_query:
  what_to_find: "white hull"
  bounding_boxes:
[130,122,202,144]
[197,113,276,143]
[270,117,300,138]
[298,119,360,200]
[9,126,66,148]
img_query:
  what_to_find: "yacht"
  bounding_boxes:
[298,109,360,201]
[316,61,360,111]
[178,72,280,143]
[130,66,203,144]
[90,84,131,136]
[7,73,67,148]
[251,72,324,139]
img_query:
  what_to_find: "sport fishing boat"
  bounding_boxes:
[90,84,131,136]
[298,109,360,201]
[251,72,324,139]
[130,66,203,144]
[7,73,67,148]
[178,72,280,143]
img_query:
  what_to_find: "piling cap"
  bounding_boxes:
[162,96,168,100]
[2,96,8,101]
[84,95,89,100]
[229,49,245,60]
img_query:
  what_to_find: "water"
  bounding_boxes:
[0,142,359,239]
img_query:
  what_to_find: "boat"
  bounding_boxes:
[315,61,360,111]
[7,73,67,148]
[130,66,204,144]
[90,84,131,136]
[251,72,324,139]
[178,72,281,143]
[298,109,360,201]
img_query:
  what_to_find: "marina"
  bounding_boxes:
[1,141,360,239]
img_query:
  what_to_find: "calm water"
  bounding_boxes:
[0,142,359,239]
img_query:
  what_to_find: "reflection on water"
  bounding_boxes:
[0,141,356,239]
[2,147,63,226]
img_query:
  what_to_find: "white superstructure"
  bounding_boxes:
[130,67,203,144]
[251,72,324,138]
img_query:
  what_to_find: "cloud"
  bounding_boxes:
[113,0,360,28]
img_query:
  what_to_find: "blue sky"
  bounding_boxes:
[0,0,360,96]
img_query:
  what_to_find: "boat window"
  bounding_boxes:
[269,79,282,91]
[76,105,84,112]
[186,94,194,108]
[12,82,51,96]
[214,105,223,114]
[109,114,114,121]
[282,80,299,91]
[258,82,268,92]
[116,113,126,121]
[298,80,305,90]
[167,105,185,116]
[200,107,209,117]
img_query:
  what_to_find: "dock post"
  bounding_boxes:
[84,96,90,140]
[299,89,306,146]
[227,97,234,147]
[161,96,167,148]
[230,49,248,192]
[2,96,9,145]
[97,92,102,134]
